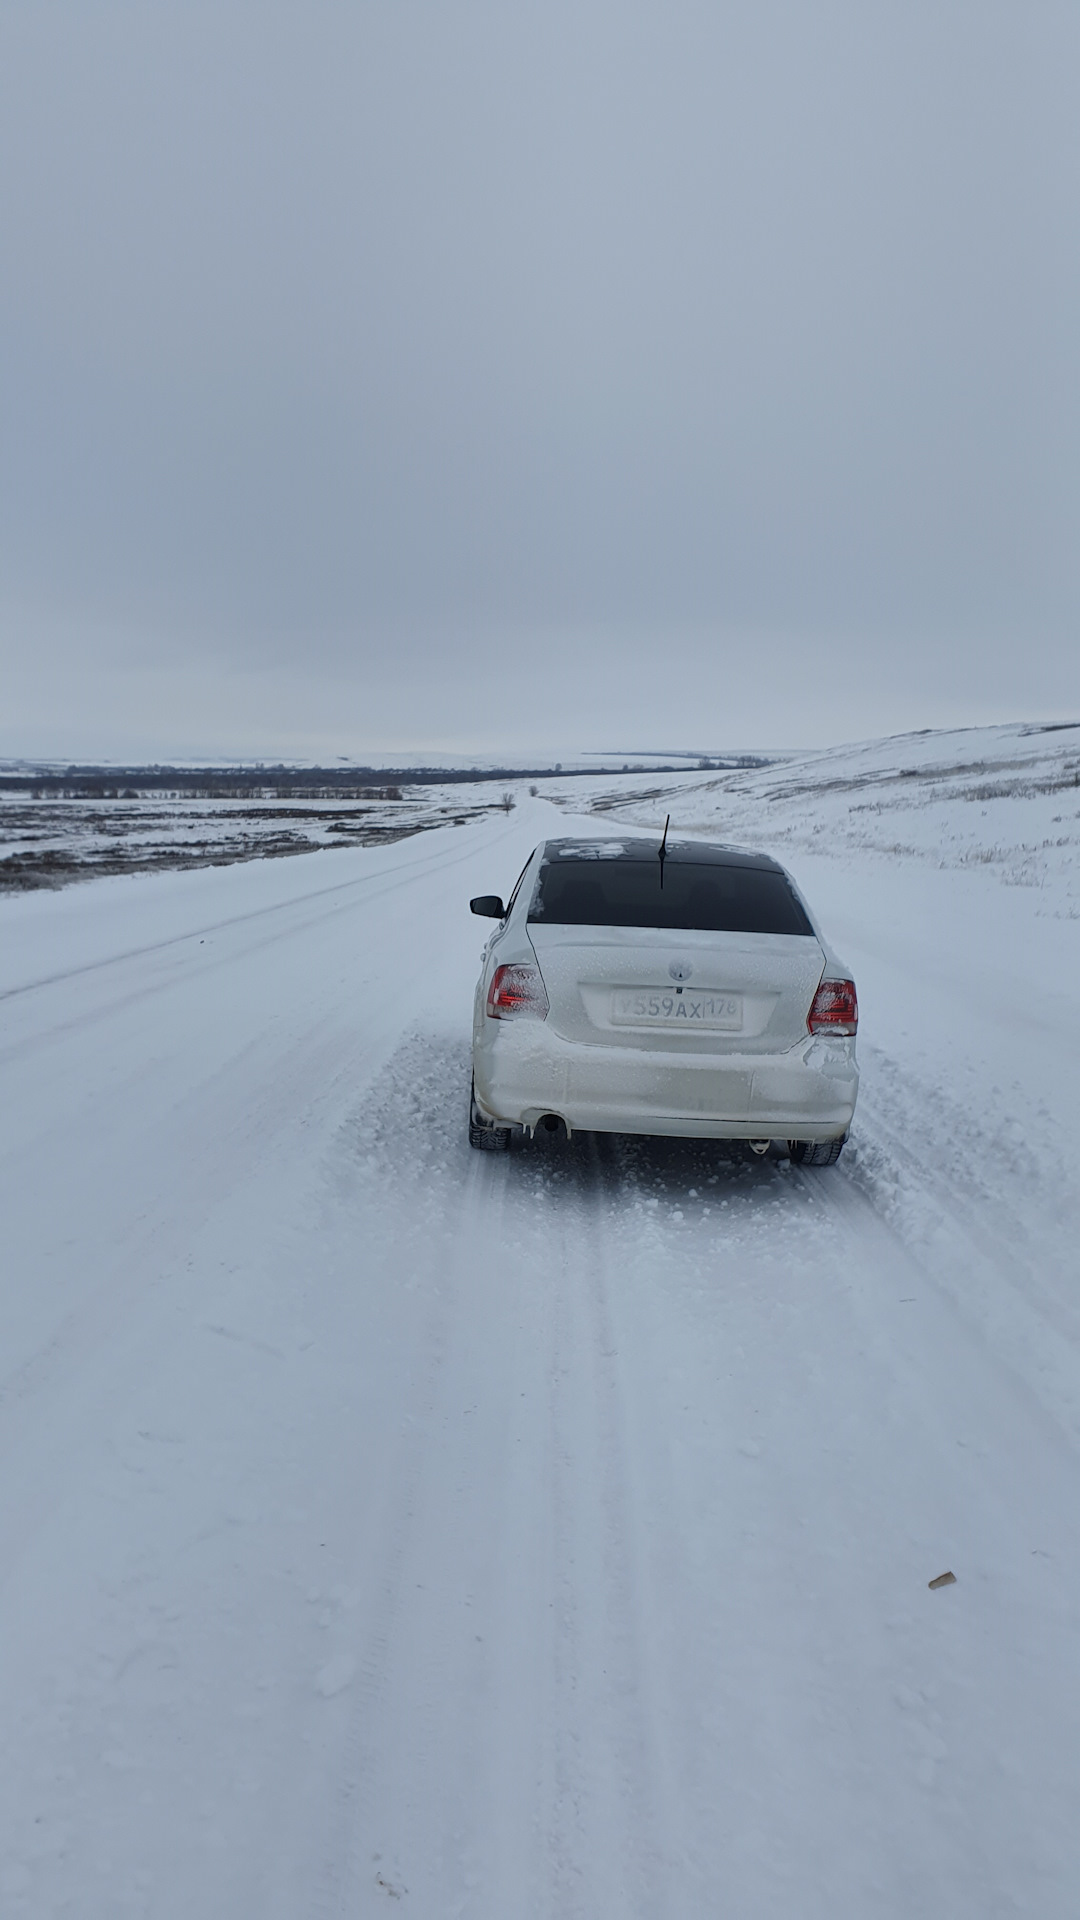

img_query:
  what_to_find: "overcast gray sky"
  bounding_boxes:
[2,1,1077,761]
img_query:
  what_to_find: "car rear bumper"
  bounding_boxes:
[472,1022,858,1141]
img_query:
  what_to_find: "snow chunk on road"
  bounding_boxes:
[315,1653,357,1698]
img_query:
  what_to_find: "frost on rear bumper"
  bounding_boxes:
[472,1023,858,1142]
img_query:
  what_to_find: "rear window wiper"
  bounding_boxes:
[658,813,670,890]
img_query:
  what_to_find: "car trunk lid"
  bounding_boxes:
[527,923,825,1054]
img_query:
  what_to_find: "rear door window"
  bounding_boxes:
[528,858,813,935]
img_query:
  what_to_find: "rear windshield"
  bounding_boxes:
[528,858,814,935]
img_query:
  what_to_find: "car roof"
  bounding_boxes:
[540,836,785,874]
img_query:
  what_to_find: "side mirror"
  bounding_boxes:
[470,894,505,919]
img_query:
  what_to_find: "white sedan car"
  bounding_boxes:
[469,834,858,1164]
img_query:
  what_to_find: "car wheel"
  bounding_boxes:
[788,1137,845,1166]
[469,1076,512,1152]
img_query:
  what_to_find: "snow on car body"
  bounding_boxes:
[470,835,858,1159]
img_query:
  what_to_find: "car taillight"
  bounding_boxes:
[487,963,550,1020]
[808,978,858,1035]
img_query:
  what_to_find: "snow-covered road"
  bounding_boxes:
[2,797,1080,1917]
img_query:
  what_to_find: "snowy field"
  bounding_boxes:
[2,721,1080,1916]
[0,788,504,892]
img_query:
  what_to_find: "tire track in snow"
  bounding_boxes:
[0,823,513,1005]
[526,1134,683,1918]
[0,821,522,1069]
[832,1046,1080,1441]
[298,1049,685,1918]
[303,1052,512,1920]
[0,829,524,1601]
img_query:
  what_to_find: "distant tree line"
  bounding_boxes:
[2,755,774,800]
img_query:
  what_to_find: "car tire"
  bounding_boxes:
[788,1137,845,1166]
[469,1076,512,1152]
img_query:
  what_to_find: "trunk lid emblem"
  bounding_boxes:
[668,960,693,981]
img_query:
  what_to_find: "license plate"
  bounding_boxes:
[609,987,743,1030]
